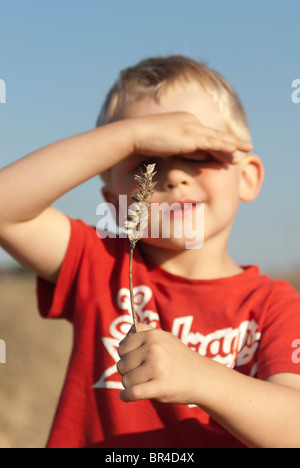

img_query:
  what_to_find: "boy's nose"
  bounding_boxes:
[161,165,190,191]
[163,177,188,191]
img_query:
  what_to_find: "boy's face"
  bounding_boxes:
[104,83,255,251]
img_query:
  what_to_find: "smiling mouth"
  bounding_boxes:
[169,203,198,218]
[159,201,203,219]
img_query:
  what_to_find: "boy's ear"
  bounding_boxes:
[239,155,265,202]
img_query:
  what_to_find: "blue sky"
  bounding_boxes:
[0,0,300,272]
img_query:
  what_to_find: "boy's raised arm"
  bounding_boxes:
[0,120,135,283]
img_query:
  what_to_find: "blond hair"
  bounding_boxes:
[96,55,251,186]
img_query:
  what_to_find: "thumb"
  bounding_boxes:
[136,322,154,332]
[127,322,154,334]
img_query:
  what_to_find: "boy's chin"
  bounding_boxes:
[139,236,203,251]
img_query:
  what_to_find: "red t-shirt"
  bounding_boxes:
[38,218,300,448]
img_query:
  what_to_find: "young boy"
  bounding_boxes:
[1,55,300,448]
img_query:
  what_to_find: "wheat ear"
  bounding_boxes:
[125,163,157,331]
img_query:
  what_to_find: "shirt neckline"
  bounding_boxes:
[137,247,260,286]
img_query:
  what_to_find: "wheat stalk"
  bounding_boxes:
[125,163,157,331]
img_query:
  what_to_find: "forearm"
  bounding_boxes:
[197,358,300,448]
[0,120,132,224]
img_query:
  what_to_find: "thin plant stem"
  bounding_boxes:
[125,163,157,333]
[129,243,138,331]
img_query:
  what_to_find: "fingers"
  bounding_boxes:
[204,130,252,153]
[118,357,150,389]
[118,333,143,358]
[134,111,252,163]
[117,345,145,375]
[117,324,161,402]
[182,122,252,165]
[117,339,153,403]
[194,131,253,165]
[119,381,158,403]
[117,348,163,403]
[118,323,154,358]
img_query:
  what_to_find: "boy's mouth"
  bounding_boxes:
[171,203,198,218]
[162,200,202,219]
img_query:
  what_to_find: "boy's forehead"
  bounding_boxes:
[118,82,228,133]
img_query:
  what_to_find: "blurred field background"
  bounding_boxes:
[0,267,300,448]
[0,269,72,448]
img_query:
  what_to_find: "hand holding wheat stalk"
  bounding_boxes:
[125,163,157,332]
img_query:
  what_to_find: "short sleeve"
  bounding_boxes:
[257,280,300,380]
[37,218,95,321]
